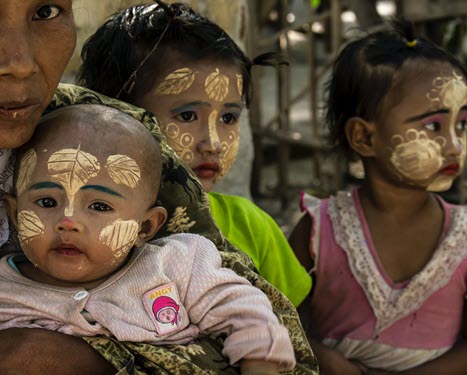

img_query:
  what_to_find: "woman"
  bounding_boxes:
[0,1,115,374]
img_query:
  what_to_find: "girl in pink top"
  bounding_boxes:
[289,20,467,375]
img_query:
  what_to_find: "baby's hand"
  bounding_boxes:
[240,359,279,375]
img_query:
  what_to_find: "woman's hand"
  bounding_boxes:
[0,328,115,375]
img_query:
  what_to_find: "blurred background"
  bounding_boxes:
[67,0,467,233]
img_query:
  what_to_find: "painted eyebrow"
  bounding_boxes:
[404,109,450,123]
[171,101,211,113]
[224,103,243,110]
[29,182,63,191]
[80,185,125,198]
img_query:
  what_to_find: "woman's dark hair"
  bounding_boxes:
[327,19,467,155]
[77,1,281,108]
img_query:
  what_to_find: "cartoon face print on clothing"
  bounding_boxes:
[135,60,243,192]
[143,282,183,334]
[376,65,467,192]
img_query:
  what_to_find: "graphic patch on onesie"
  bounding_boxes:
[143,282,183,335]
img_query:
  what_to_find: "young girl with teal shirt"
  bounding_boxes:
[289,20,467,375]
[77,1,311,307]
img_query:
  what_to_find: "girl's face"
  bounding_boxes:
[135,60,243,192]
[0,0,76,148]
[373,64,467,192]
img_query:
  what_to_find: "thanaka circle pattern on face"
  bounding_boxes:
[159,122,194,163]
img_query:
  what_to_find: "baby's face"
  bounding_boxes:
[135,59,243,192]
[14,132,153,287]
[373,63,467,192]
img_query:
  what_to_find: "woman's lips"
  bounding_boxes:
[440,163,460,176]
[0,101,40,121]
[193,163,220,178]
[55,244,83,256]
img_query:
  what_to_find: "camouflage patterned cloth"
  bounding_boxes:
[44,83,318,375]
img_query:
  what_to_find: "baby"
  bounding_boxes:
[0,104,295,374]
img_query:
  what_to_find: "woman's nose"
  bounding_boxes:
[444,131,463,158]
[55,218,83,233]
[0,27,38,79]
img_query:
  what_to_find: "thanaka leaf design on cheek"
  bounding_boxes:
[17,210,45,247]
[99,219,139,265]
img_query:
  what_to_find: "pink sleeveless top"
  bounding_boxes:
[300,189,467,371]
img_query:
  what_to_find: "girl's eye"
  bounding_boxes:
[424,121,441,132]
[36,197,57,208]
[221,113,239,125]
[89,202,112,212]
[456,119,467,131]
[33,5,62,20]
[176,111,197,122]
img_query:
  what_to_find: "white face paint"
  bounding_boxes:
[98,219,140,265]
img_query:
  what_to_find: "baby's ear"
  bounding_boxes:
[345,117,377,157]
[2,193,18,229]
[136,206,168,247]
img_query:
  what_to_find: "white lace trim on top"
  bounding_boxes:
[301,193,321,274]
[323,337,449,371]
[327,190,467,334]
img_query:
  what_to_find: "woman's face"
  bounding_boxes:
[135,60,243,192]
[0,0,76,149]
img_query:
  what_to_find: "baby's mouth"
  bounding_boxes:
[55,244,83,256]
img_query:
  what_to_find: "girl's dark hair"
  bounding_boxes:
[327,19,467,155]
[77,1,281,108]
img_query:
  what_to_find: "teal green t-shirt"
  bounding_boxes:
[208,192,312,307]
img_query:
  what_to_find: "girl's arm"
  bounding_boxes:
[288,213,314,273]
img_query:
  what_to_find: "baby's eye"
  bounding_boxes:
[176,111,197,122]
[33,5,62,20]
[89,202,112,212]
[424,122,441,132]
[221,113,239,125]
[456,119,467,131]
[36,197,57,208]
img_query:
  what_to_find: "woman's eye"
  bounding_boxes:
[456,119,467,131]
[33,5,61,20]
[176,111,197,122]
[89,202,112,212]
[36,197,57,208]
[424,122,441,132]
[221,113,239,125]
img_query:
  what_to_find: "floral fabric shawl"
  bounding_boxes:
[43,84,318,375]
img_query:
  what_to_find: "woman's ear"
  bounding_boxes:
[136,206,168,247]
[3,193,18,229]
[345,117,377,157]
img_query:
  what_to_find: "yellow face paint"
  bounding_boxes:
[105,155,141,188]
[160,122,194,163]
[217,130,240,182]
[99,219,139,265]
[236,74,243,97]
[208,110,221,149]
[389,129,444,182]
[47,145,100,216]
[17,210,45,247]
[155,67,196,95]
[16,148,37,196]
[205,68,230,101]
